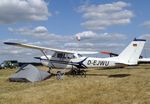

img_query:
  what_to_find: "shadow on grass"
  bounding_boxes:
[108,74,130,78]
[51,72,130,79]
[85,73,130,78]
[86,73,108,77]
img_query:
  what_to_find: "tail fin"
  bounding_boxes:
[117,38,146,65]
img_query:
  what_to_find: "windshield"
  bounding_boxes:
[78,54,82,58]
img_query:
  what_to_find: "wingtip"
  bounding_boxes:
[4,42,19,45]
[4,42,11,45]
[133,38,146,41]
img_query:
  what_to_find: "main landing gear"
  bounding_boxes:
[70,68,86,77]
[56,68,86,80]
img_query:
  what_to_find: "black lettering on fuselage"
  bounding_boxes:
[105,61,109,66]
[100,61,104,66]
[87,60,91,65]
[93,60,97,65]
[87,60,109,66]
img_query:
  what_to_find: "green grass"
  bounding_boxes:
[0,65,150,104]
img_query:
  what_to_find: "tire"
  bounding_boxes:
[72,69,77,77]
[56,71,62,80]
[80,70,86,78]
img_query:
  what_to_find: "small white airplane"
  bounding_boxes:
[4,38,146,72]
[4,38,146,78]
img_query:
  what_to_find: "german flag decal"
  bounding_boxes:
[133,44,137,47]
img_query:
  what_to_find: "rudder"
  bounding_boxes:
[117,38,146,65]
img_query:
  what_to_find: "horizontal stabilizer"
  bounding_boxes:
[100,51,118,57]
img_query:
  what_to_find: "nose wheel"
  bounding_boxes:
[56,71,63,80]
[56,68,67,80]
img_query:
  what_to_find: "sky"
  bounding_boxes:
[0,0,150,63]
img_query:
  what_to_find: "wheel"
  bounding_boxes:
[80,70,86,78]
[56,71,62,80]
[71,69,77,77]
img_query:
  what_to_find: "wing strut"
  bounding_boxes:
[41,50,55,69]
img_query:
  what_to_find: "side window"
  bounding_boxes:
[57,53,63,58]
[52,53,77,59]
[57,53,66,59]
[67,54,71,59]
[67,54,76,59]
[52,53,57,58]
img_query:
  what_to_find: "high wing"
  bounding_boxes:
[4,42,98,54]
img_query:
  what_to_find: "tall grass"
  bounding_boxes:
[0,65,150,104]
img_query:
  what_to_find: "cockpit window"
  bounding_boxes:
[67,54,75,59]
[57,53,64,58]
[52,52,77,59]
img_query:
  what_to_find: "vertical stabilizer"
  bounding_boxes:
[117,38,146,65]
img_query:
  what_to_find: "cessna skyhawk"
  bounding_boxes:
[4,39,146,72]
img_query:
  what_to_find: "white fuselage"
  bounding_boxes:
[40,55,120,69]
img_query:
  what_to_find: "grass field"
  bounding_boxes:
[0,64,150,104]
